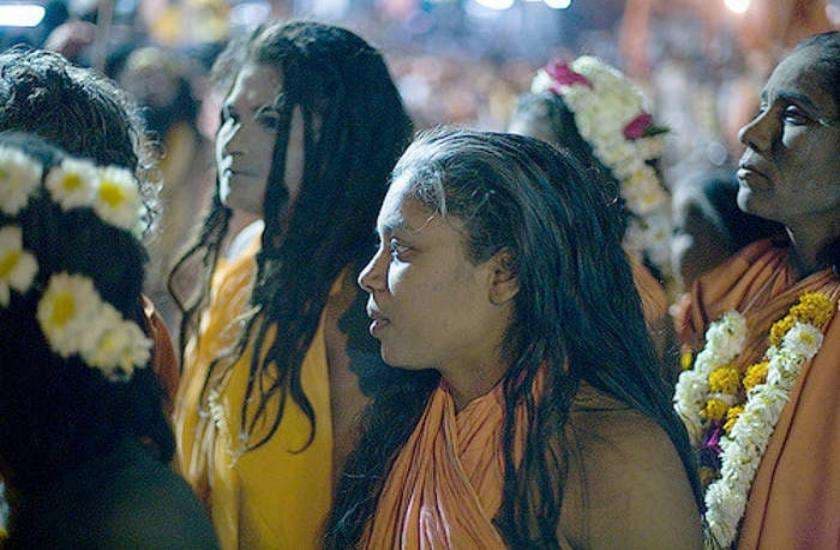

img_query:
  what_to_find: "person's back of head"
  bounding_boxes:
[0,47,156,220]
[0,132,171,493]
[671,171,785,288]
[509,57,672,279]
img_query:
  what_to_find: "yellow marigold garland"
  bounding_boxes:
[789,292,834,327]
[676,290,836,548]
[742,361,769,393]
[688,292,835,446]
[723,405,744,434]
[709,366,740,395]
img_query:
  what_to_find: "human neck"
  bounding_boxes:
[786,215,840,278]
[438,353,510,413]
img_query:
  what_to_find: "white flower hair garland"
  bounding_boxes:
[0,147,152,382]
[531,56,672,275]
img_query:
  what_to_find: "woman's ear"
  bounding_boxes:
[488,249,519,306]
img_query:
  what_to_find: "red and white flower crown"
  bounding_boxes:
[532,56,672,274]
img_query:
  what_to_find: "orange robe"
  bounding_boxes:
[364,383,509,549]
[364,375,575,549]
[676,239,840,549]
[142,295,179,416]
[631,258,668,327]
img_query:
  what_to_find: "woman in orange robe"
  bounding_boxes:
[325,129,703,548]
[676,32,840,548]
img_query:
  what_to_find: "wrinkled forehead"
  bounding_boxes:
[765,47,838,117]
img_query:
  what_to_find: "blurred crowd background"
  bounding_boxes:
[0,0,837,331]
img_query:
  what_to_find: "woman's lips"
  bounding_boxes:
[737,166,772,189]
[369,318,391,337]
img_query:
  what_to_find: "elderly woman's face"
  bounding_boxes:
[736,46,840,226]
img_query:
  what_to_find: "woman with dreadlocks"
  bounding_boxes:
[326,129,702,549]
[170,21,413,548]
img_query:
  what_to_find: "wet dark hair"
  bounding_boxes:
[0,133,173,493]
[169,21,413,451]
[325,129,702,548]
[0,47,157,230]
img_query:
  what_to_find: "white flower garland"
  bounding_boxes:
[36,272,151,382]
[531,56,672,274]
[703,321,823,548]
[674,311,747,446]
[674,299,831,548]
[0,145,152,383]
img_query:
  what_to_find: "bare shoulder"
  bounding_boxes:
[560,397,702,549]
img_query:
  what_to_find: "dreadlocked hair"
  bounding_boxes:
[169,20,413,452]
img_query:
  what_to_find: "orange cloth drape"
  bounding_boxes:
[142,295,179,416]
[676,239,840,549]
[631,258,669,327]
[363,382,511,549]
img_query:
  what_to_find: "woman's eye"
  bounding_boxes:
[782,105,809,125]
[257,114,281,130]
[389,240,410,260]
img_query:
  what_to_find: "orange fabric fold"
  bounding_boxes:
[363,382,513,549]
[676,239,840,549]
[630,257,669,327]
[142,295,179,416]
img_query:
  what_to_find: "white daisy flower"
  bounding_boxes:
[0,147,43,216]
[36,273,104,358]
[81,303,151,382]
[45,158,98,210]
[0,225,38,306]
[92,166,141,231]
